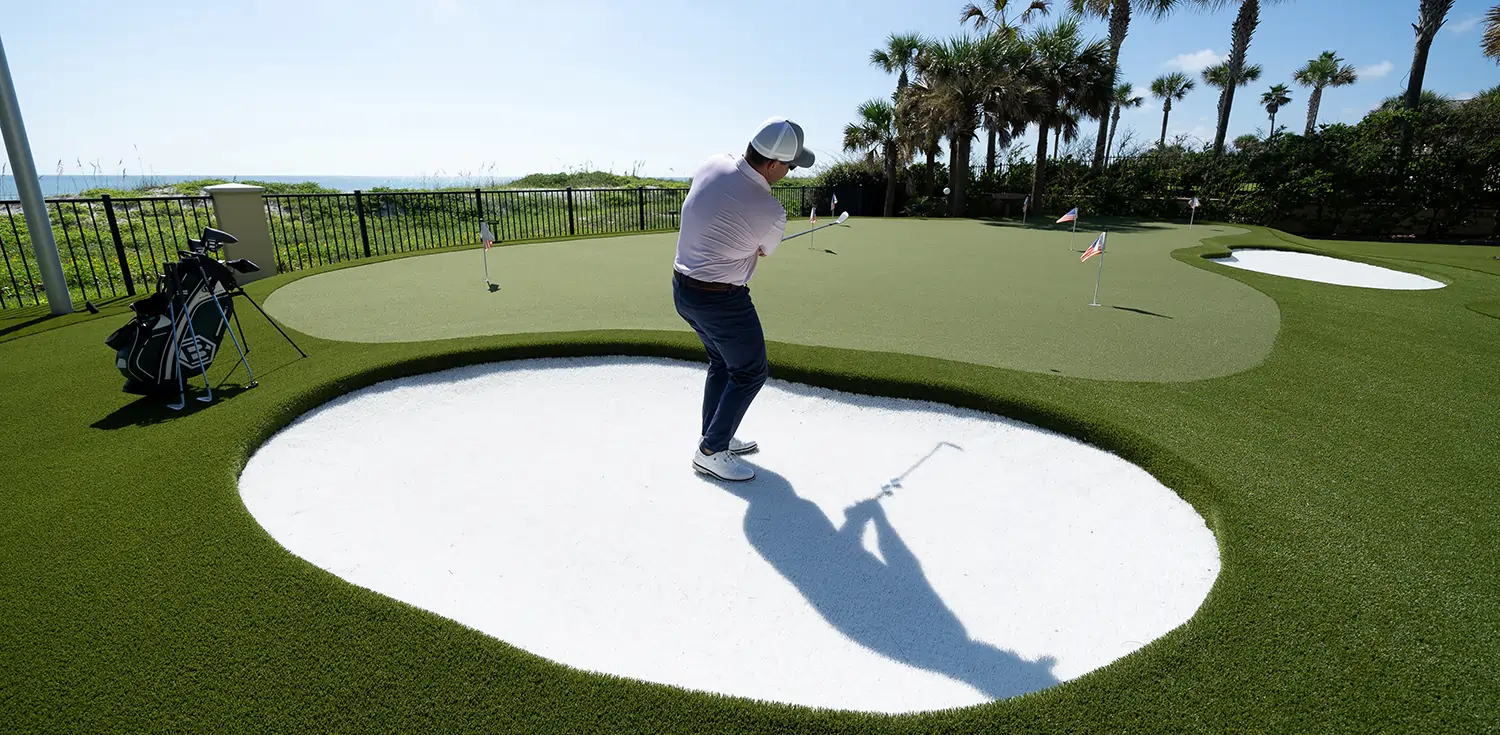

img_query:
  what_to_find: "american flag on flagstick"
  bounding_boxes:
[1189,197,1200,209]
[1081,232,1106,262]
[480,221,494,251]
[831,193,838,212]
[1056,207,1078,224]
[810,206,817,225]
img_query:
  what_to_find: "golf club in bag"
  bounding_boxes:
[104,227,306,408]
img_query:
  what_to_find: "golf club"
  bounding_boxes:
[782,211,849,242]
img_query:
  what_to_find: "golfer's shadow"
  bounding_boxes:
[706,467,1060,701]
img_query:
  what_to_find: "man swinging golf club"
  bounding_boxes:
[672,117,815,481]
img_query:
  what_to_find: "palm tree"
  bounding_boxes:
[1232,132,1262,152]
[1107,82,1144,162]
[1202,62,1262,142]
[961,0,1053,38]
[870,33,925,102]
[964,1,1051,175]
[906,34,1016,215]
[1150,72,1195,147]
[1026,17,1114,213]
[844,99,903,217]
[1378,90,1454,112]
[1405,0,1456,113]
[1261,83,1292,140]
[1071,0,1189,169]
[1485,4,1500,63]
[1196,0,1289,156]
[1293,51,1357,135]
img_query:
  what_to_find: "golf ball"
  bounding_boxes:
[943,187,951,195]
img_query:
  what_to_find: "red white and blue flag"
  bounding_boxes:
[480,221,494,251]
[1189,197,1200,209]
[810,206,817,225]
[1023,195,1031,212]
[831,193,838,212]
[1056,207,1078,224]
[1081,232,1106,262]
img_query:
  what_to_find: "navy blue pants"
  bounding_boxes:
[673,274,769,454]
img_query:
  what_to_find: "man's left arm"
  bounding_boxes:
[757,208,788,257]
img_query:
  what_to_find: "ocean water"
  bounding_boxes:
[0,175,523,199]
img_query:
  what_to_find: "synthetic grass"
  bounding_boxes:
[1,222,1498,733]
[263,218,1280,382]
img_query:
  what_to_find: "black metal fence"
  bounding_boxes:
[0,196,214,310]
[262,186,837,276]
[1,185,839,310]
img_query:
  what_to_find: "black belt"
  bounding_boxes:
[674,271,744,292]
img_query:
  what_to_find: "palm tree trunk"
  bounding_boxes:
[1108,107,1121,163]
[1402,1,1453,159]
[1093,0,1132,170]
[924,148,936,197]
[1160,101,1171,147]
[948,133,962,216]
[883,142,897,217]
[1305,86,1323,135]
[1053,127,1061,160]
[1214,0,1261,157]
[952,133,971,217]
[1268,110,1277,141]
[1032,124,1050,215]
[986,126,997,177]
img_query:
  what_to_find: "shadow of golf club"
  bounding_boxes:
[1111,306,1172,319]
[700,465,1061,700]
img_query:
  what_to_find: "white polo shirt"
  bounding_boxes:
[672,154,787,286]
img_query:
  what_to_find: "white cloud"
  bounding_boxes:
[1163,49,1222,73]
[1449,15,1481,34]
[1455,91,1475,101]
[1359,61,1393,79]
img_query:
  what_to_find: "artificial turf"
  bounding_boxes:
[263,218,1281,382]
[1,221,1497,733]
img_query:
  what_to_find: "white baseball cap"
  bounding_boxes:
[750,117,816,168]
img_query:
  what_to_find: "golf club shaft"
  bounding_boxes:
[781,221,843,242]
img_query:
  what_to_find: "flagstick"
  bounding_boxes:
[1071,217,1077,249]
[1189,206,1196,229]
[483,247,489,285]
[1090,250,1105,306]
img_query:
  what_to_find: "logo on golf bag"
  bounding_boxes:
[177,334,218,370]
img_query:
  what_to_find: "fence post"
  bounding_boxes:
[566,187,576,236]
[204,183,274,282]
[638,186,646,231]
[100,194,134,296]
[354,190,371,258]
[474,187,484,227]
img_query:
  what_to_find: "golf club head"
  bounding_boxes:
[836,212,850,224]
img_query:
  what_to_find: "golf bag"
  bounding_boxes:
[105,231,251,396]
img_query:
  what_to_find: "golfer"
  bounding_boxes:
[672,117,815,482]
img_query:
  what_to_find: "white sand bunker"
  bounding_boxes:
[239,357,1219,713]
[1209,248,1444,289]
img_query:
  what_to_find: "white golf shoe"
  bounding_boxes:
[700,437,759,454]
[693,448,755,482]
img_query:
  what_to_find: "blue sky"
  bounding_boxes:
[4,0,1499,178]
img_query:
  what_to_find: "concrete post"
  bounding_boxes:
[205,183,274,283]
[0,34,71,314]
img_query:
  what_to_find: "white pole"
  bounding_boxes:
[0,35,70,314]
[1091,250,1105,306]
[1190,206,1196,229]
[483,247,489,284]
[1071,217,1077,249]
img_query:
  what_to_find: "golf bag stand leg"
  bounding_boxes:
[232,288,308,358]
[208,285,256,388]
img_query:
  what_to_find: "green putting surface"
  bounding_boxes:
[265,218,1280,382]
[3,222,1499,733]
